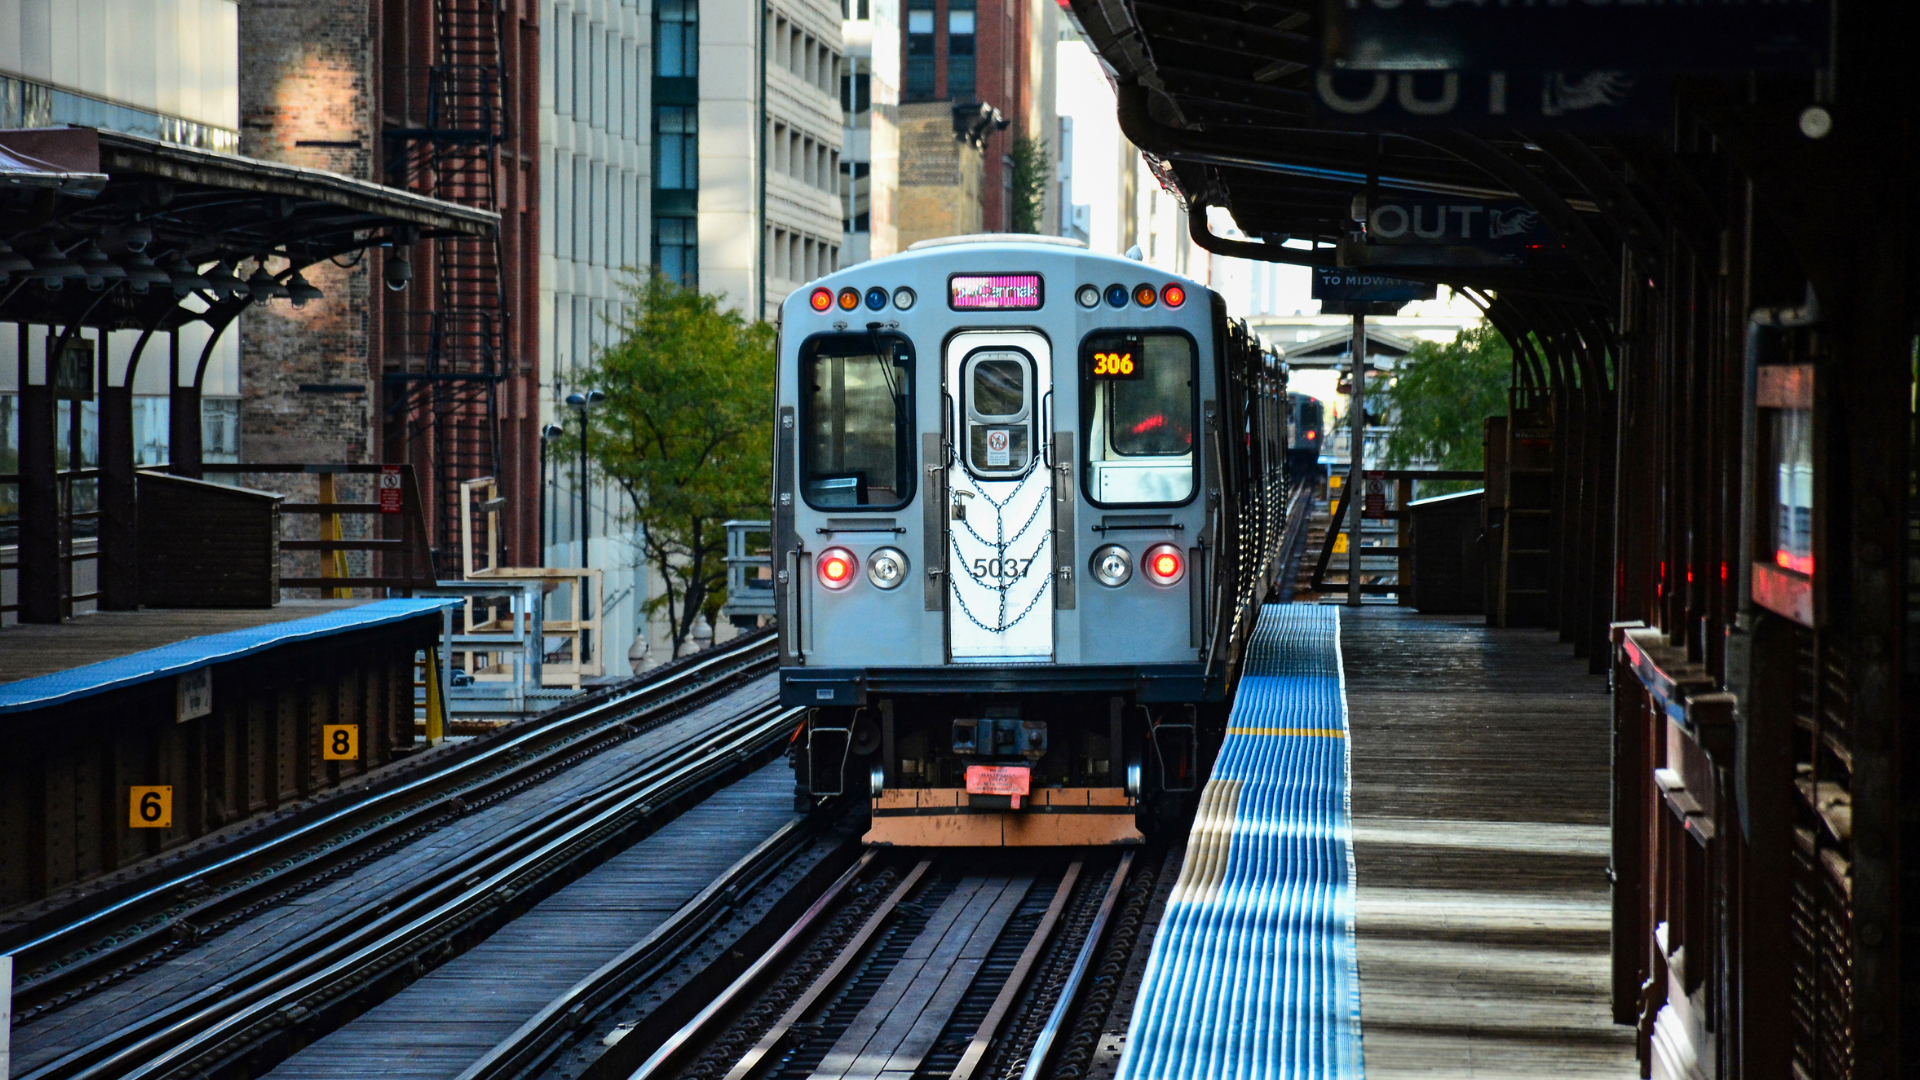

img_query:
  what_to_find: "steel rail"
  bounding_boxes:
[5,631,778,1010]
[1019,850,1136,1080]
[453,819,858,1080]
[656,857,933,1080]
[23,702,802,1080]
[948,858,1085,1080]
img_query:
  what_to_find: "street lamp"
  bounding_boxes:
[565,390,604,569]
[540,421,564,561]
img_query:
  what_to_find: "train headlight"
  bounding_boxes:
[892,286,916,310]
[867,547,909,589]
[818,547,857,590]
[1143,543,1186,586]
[1076,284,1101,308]
[810,288,833,312]
[1091,544,1133,588]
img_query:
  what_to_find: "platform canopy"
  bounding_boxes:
[0,126,495,333]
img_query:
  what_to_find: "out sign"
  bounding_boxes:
[379,465,403,514]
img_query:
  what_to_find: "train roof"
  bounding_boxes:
[784,234,1208,310]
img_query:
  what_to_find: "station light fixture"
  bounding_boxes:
[866,547,909,589]
[1161,283,1186,307]
[1142,543,1186,586]
[1076,284,1101,308]
[810,287,834,312]
[891,286,916,310]
[865,286,888,310]
[1091,544,1133,587]
[1133,283,1157,308]
[817,546,858,590]
[837,287,860,311]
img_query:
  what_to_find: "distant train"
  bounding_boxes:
[770,236,1292,846]
[1287,392,1326,478]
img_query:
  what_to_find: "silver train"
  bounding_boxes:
[771,236,1291,846]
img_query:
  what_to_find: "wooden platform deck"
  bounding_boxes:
[1340,607,1634,1079]
[0,600,370,683]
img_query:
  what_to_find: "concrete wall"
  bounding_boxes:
[0,0,239,131]
[757,0,843,314]
[896,101,981,246]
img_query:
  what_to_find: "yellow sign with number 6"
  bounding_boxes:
[129,786,172,829]
[322,724,361,762]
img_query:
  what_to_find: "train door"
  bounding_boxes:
[945,331,1054,660]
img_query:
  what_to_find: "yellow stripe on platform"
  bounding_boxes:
[1226,727,1347,738]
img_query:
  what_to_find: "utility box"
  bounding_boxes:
[137,473,283,607]
[1408,488,1486,615]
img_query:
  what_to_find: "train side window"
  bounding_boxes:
[800,333,915,510]
[1081,330,1196,506]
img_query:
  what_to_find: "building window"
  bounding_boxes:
[654,216,697,287]
[948,2,976,101]
[842,69,870,116]
[655,106,698,189]
[657,0,697,77]
[905,0,935,102]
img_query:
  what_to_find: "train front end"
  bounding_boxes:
[771,237,1271,846]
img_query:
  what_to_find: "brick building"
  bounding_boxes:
[899,0,1055,234]
[237,0,543,573]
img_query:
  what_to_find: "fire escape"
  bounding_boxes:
[385,0,510,575]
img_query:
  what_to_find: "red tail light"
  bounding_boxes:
[818,547,857,589]
[810,288,833,311]
[1161,284,1186,307]
[1143,543,1185,586]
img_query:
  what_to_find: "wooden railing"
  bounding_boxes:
[201,463,438,595]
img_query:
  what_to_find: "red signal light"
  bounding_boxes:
[1143,543,1185,586]
[1161,284,1185,307]
[1133,284,1157,307]
[818,547,857,589]
[810,288,833,312]
[838,288,860,311]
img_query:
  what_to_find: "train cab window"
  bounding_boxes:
[800,333,915,509]
[1081,331,1196,505]
[963,350,1035,476]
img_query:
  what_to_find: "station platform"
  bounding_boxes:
[0,598,452,907]
[1115,605,1633,1080]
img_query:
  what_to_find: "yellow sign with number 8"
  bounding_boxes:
[323,724,361,761]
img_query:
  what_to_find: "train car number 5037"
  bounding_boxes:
[129,786,173,829]
[973,557,1035,581]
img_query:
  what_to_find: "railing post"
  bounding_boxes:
[1397,477,1413,606]
[319,471,347,599]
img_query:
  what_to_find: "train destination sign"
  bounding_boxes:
[949,273,1043,311]
[1324,2,1830,73]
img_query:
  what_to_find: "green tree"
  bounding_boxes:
[1372,325,1511,495]
[572,273,776,657]
[1009,136,1051,234]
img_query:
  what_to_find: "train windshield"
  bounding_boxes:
[800,332,915,509]
[1081,331,1196,505]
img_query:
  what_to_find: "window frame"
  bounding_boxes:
[958,345,1038,480]
[797,331,919,513]
[1078,327,1201,509]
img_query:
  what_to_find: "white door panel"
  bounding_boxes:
[946,331,1054,661]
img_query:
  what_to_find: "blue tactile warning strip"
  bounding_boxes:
[0,599,455,714]
[1116,604,1363,1080]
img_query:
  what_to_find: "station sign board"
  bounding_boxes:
[1311,69,1668,130]
[1364,198,1549,248]
[1312,269,1436,305]
[379,465,404,513]
[1323,2,1831,74]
